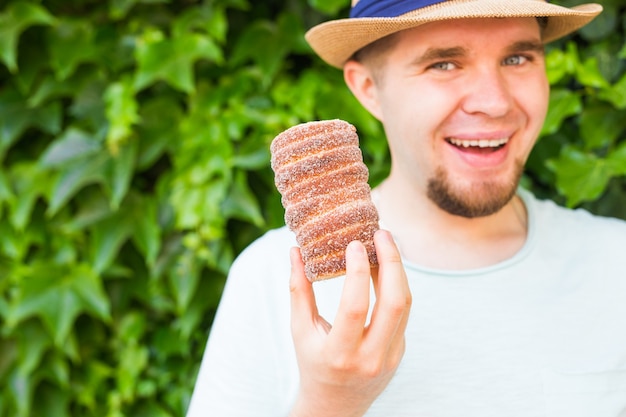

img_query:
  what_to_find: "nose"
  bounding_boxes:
[460,67,513,118]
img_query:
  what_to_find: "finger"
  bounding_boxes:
[370,264,380,299]
[366,230,412,346]
[329,240,372,350]
[289,247,319,341]
[386,296,411,363]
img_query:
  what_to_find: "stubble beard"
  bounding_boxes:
[426,159,525,218]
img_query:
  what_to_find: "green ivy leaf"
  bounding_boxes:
[47,152,109,217]
[1,324,69,417]
[30,376,70,417]
[104,77,140,154]
[0,88,62,160]
[133,402,172,417]
[171,178,229,230]
[233,147,271,170]
[13,35,49,94]
[579,105,626,150]
[28,69,94,108]
[39,351,70,389]
[73,361,112,411]
[117,342,149,401]
[47,19,99,80]
[7,262,111,347]
[173,268,225,340]
[68,76,108,127]
[0,2,56,72]
[133,30,223,93]
[171,112,233,231]
[0,222,25,260]
[308,0,348,15]
[90,213,132,274]
[575,56,610,89]
[89,192,161,273]
[222,171,264,227]
[57,189,111,233]
[579,3,618,41]
[541,88,582,136]
[545,48,575,85]
[40,127,103,168]
[135,97,181,169]
[607,142,626,176]
[598,72,626,109]
[109,0,136,19]
[128,194,161,270]
[106,139,138,210]
[231,13,302,84]
[547,146,614,207]
[0,331,17,378]
[13,321,52,377]
[8,365,34,417]
[273,71,322,120]
[172,4,228,43]
[619,40,626,60]
[0,169,14,206]
[7,162,54,231]
[168,249,201,315]
[109,0,170,20]
[117,312,147,343]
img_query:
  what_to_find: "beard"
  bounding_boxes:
[426,159,524,218]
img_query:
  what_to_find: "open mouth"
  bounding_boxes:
[446,137,509,153]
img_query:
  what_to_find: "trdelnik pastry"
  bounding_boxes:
[270,119,379,282]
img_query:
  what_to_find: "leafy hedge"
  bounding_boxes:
[0,0,624,416]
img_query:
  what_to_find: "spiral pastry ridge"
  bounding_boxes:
[270,119,379,281]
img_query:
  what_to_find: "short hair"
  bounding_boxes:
[349,32,400,83]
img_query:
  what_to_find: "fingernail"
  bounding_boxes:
[347,240,366,255]
[376,229,392,243]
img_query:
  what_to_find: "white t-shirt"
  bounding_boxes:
[186,190,626,417]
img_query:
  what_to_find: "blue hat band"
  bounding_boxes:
[350,0,449,18]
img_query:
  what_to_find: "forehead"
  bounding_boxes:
[394,17,542,49]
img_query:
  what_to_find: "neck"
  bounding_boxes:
[373,178,528,270]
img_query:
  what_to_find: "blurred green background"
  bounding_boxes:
[0,0,624,416]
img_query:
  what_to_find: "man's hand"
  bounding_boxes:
[288,229,412,417]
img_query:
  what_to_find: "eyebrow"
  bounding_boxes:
[411,46,468,67]
[410,39,545,67]
[506,40,545,55]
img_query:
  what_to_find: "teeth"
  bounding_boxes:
[448,137,508,148]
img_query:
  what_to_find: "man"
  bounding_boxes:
[187,1,626,416]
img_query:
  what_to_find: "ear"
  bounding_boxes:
[343,60,384,121]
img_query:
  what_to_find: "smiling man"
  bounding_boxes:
[186,1,626,417]
[342,16,549,270]
[348,18,548,219]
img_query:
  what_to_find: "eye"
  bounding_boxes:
[503,55,528,66]
[429,61,457,71]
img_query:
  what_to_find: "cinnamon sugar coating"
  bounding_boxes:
[270,119,380,281]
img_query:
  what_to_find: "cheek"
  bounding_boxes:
[525,96,549,154]
[522,77,550,124]
[379,82,453,129]
[515,83,549,161]
[380,84,456,167]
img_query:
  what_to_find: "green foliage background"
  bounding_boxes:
[0,0,624,415]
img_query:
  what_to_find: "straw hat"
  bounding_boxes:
[305,0,603,68]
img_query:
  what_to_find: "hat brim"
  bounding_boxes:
[305,0,603,68]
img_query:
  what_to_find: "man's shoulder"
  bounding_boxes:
[532,193,626,233]
[526,191,626,254]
